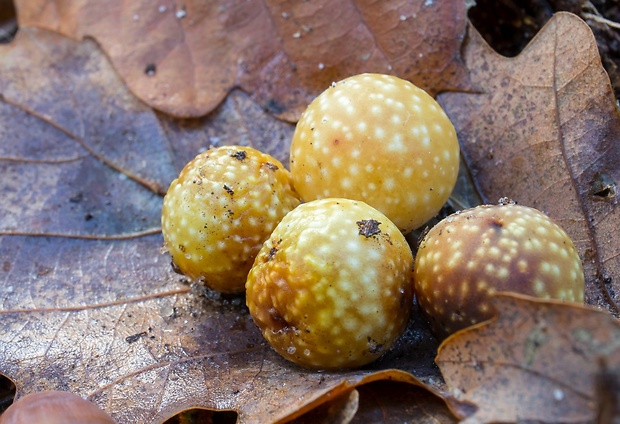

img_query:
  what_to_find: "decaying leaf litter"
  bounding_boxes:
[1,1,620,422]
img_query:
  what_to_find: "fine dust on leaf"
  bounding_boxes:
[15,0,471,121]
[439,12,620,314]
[436,293,620,423]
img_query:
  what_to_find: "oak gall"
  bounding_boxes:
[413,203,585,339]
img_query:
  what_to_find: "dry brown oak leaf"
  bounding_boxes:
[439,12,620,315]
[0,28,448,423]
[14,0,470,121]
[436,293,620,423]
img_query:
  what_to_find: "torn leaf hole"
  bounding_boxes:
[162,408,238,424]
[145,63,156,76]
[0,374,15,414]
[591,172,617,199]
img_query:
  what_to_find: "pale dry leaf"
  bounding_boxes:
[436,293,620,423]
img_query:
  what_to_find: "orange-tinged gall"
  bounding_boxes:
[161,145,300,293]
[246,198,413,369]
[290,73,460,233]
[413,203,585,339]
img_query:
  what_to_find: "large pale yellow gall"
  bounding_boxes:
[290,73,460,233]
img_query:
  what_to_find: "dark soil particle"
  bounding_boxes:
[231,150,247,161]
[357,219,382,238]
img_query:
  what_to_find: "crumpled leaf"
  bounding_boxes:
[0,27,446,423]
[15,0,470,121]
[439,12,620,314]
[436,293,620,423]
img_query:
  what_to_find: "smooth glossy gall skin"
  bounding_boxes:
[413,203,585,339]
[161,145,300,293]
[290,73,460,233]
[246,198,414,369]
[0,391,116,424]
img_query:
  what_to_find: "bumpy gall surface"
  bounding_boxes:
[290,73,460,233]
[246,198,414,369]
[161,145,300,293]
[413,203,585,339]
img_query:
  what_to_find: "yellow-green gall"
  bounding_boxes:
[161,145,300,293]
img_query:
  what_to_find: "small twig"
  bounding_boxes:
[0,228,162,240]
[0,94,168,196]
[582,12,620,31]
